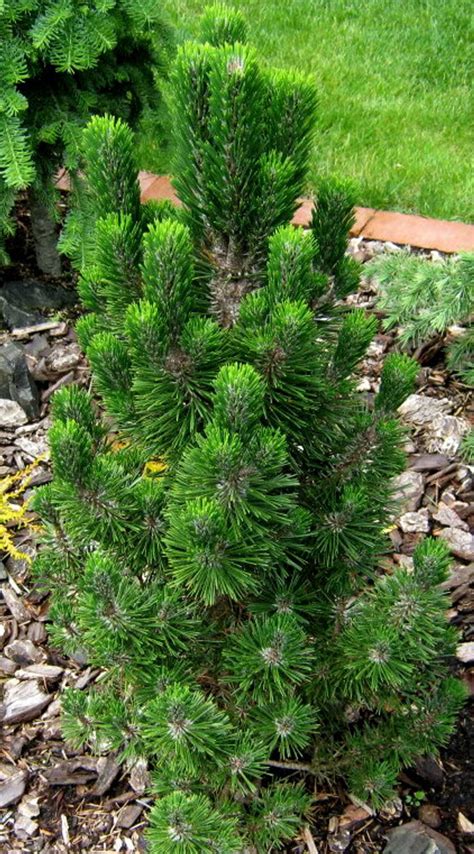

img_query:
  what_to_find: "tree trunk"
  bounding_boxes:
[28,188,62,277]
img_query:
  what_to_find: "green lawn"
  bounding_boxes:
[140,0,473,222]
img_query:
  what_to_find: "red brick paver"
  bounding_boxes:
[54,169,474,254]
[359,209,474,253]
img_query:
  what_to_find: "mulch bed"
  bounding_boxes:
[0,225,473,853]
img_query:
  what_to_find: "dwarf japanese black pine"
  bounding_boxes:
[34,7,464,851]
[0,0,171,272]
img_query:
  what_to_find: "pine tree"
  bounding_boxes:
[34,7,465,851]
[0,0,172,272]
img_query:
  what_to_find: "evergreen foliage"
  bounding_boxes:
[35,8,464,850]
[370,251,474,385]
[0,0,171,267]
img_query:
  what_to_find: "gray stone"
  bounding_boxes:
[427,414,470,456]
[399,508,430,533]
[0,655,18,675]
[398,394,452,426]
[16,664,63,682]
[14,813,39,837]
[128,757,150,794]
[92,754,121,796]
[45,756,98,785]
[0,769,28,808]
[383,820,455,854]
[15,435,48,458]
[0,678,52,724]
[1,585,31,621]
[0,297,40,329]
[45,342,81,375]
[117,803,143,829]
[433,503,469,531]
[17,793,40,819]
[393,470,424,513]
[0,398,27,427]
[456,642,474,664]
[418,804,442,829]
[5,639,44,666]
[0,342,39,420]
[410,454,449,472]
[439,527,474,562]
[0,280,76,330]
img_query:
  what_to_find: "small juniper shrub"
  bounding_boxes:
[370,250,474,385]
[34,6,465,851]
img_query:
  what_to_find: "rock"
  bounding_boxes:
[367,339,386,357]
[14,813,39,837]
[419,804,442,829]
[383,820,455,854]
[18,794,40,819]
[0,620,10,647]
[366,240,387,256]
[427,414,470,456]
[439,528,474,562]
[27,622,47,644]
[393,471,424,512]
[414,756,444,789]
[92,753,121,796]
[456,812,474,836]
[42,696,61,718]
[0,342,39,420]
[0,655,18,675]
[1,585,31,621]
[128,757,150,794]
[378,797,403,821]
[458,812,474,834]
[397,554,414,572]
[5,639,44,666]
[23,333,50,359]
[398,395,469,456]
[356,377,371,392]
[0,769,28,807]
[0,398,27,427]
[328,827,352,852]
[457,642,474,664]
[410,454,449,472]
[15,435,48,458]
[0,678,52,724]
[441,563,474,590]
[45,757,98,785]
[338,803,371,829]
[45,343,81,375]
[399,508,430,533]
[117,803,144,829]
[16,664,63,682]
[433,502,469,531]
[398,394,452,426]
[0,280,76,330]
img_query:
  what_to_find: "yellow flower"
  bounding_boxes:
[143,459,168,477]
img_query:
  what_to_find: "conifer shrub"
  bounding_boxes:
[370,251,474,385]
[34,7,465,850]
[0,0,171,272]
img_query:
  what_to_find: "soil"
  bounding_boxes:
[0,222,473,853]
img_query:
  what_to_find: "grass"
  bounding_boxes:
[139,0,474,222]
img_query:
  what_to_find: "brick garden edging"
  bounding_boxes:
[56,169,474,254]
